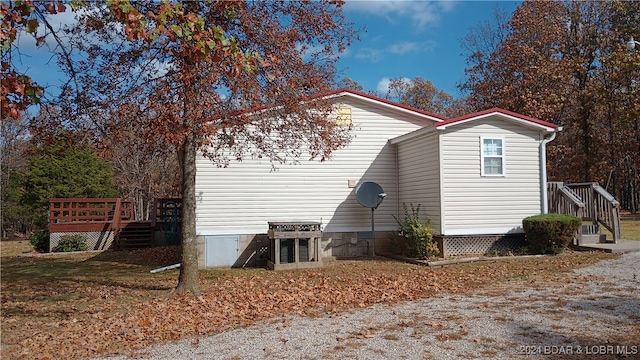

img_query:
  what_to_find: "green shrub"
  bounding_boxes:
[53,234,89,252]
[522,213,581,255]
[392,203,439,259]
[29,231,50,252]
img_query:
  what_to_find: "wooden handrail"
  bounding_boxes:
[548,182,585,218]
[49,198,132,225]
[558,186,585,209]
[558,182,620,244]
[50,197,120,202]
[593,184,621,243]
[593,184,619,205]
[548,182,586,245]
[556,183,622,244]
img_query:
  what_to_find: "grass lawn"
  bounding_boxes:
[1,241,619,360]
[602,211,640,241]
[0,238,36,257]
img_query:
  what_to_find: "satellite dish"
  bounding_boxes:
[355,181,387,258]
[356,181,386,209]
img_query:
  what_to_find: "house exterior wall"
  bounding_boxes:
[395,130,442,233]
[195,97,434,266]
[439,116,543,235]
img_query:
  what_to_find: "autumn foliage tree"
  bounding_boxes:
[461,0,640,211]
[384,76,469,118]
[35,0,356,295]
[105,129,181,221]
[0,113,30,237]
[1,0,45,119]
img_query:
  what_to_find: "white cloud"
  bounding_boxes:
[14,10,78,54]
[376,76,411,93]
[388,40,435,55]
[351,40,434,64]
[387,41,419,54]
[296,43,324,60]
[377,77,392,93]
[296,42,349,62]
[14,6,121,61]
[344,0,456,29]
[355,48,384,62]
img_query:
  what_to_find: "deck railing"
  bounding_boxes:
[547,182,621,243]
[566,183,621,243]
[547,182,585,218]
[150,198,182,230]
[49,198,133,228]
[49,197,183,250]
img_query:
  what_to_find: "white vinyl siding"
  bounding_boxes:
[195,97,431,236]
[440,116,543,235]
[396,130,442,233]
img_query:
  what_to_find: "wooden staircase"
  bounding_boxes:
[116,221,154,250]
[579,224,606,244]
[548,182,621,245]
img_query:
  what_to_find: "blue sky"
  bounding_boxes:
[15,1,521,105]
[339,0,521,97]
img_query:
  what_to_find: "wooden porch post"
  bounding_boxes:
[112,198,123,250]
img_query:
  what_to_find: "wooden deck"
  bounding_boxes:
[49,198,182,250]
[548,182,621,244]
[49,198,133,232]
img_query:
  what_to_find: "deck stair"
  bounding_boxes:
[548,182,621,245]
[116,221,153,250]
[579,224,606,244]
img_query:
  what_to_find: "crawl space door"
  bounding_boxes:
[205,235,239,267]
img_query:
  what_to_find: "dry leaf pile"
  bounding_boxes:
[0,246,615,360]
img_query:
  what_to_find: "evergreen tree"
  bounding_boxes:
[22,138,118,227]
[1,165,33,235]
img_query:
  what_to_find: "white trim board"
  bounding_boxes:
[442,227,524,236]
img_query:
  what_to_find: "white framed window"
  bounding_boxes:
[335,106,352,126]
[481,137,505,176]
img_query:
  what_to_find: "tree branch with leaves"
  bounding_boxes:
[25,0,356,296]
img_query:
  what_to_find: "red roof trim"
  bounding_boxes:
[210,88,447,122]
[321,88,446,121]
[435,107,558,130]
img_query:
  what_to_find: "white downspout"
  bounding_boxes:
[540,126,563,213]
[394,143,400,220]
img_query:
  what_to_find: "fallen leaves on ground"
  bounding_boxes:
[0,247,617,360]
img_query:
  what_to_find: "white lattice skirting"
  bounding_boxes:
[49,231,114,252]
[435,234,527,257]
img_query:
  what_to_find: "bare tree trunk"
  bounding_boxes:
[631,176,637,215]
[173,131,201,296]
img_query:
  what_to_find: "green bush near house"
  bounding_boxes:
[53,234,89,252]
[392,203,439,259]
[522,213,582,255]
[29,231,50,252]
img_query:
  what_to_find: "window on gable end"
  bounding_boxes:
[335,106,352,126]
[481,137,505,176]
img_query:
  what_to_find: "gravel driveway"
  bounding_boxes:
[98,252,640,359]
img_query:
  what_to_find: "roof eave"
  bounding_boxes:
[435,110,558,132]
[389,125,437,144]
[325,90,445,123]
